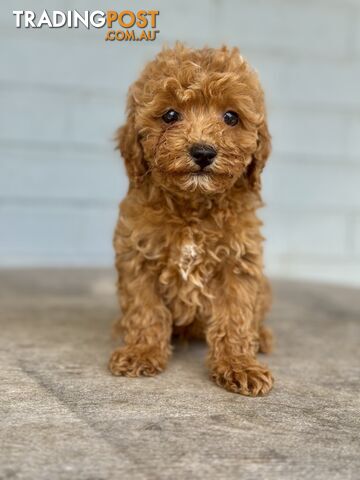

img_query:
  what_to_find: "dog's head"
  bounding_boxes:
[117,44,271,194]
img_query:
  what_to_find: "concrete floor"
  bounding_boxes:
[1,269,359,479]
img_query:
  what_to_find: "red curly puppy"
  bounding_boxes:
[109,44,273,396]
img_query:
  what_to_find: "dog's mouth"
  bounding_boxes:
[152,165,234,181]
[153,166,213,176]
[176,170,226,180]
[188,170,234,179]
[157,168,230,177]
[189,170,211,176]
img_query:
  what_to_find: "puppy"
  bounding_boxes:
[109,44,273,396]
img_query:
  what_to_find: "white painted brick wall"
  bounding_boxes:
[263,161,360,210]
[354,215,360,253]
[0,204,117,265]
[1,0,360,286]
[261,210,348,257]
[1,145,124,201]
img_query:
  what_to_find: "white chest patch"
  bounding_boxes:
[178,242,198,281]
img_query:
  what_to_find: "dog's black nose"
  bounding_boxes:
[189,143,217,169]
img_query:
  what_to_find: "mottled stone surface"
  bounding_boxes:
[1,269,359,479]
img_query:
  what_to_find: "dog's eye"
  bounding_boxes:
[162,109,180,124]
[223,111,239,126]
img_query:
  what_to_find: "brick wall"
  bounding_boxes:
[1,0,360,285]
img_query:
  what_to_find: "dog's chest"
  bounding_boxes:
[159,225,226,300]
[177,240,199,281]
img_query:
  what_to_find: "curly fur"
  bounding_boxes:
[109,44,274,396]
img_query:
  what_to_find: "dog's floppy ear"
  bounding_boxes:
[116,92,147,187]
[246,119,271,191]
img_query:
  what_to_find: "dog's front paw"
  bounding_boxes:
[109,345,168,377]
[210,358,273,396]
